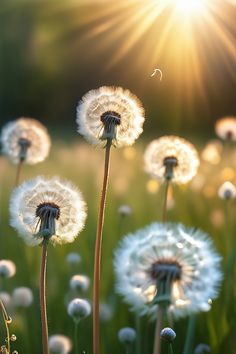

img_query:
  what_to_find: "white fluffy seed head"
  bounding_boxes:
[0,117,51,165]
[49,335,72,354]
[0,260,16,278]
[66,252,81,265]
[160,327,176,342]
[0,292,12,310]
[218,181,236,200]
[144,136,199,184]
[118,205,132,217]
[76,86,145,147]
[67,298,91,323]
[114,222,222,320]
[9,176,87,246]
[69,275,90,292]
[215,116,236,141]
[99,303,114,322]
[12,287,33,307]
[118,327,136,344]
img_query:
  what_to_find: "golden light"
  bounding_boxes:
[174,0,207,15]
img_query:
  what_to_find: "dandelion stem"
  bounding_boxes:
[74,323,79,354]
[153,306,164,354]
[93,139,112,354]
[162,180,170,222]
[40,240,49,354]
[15,160,23,187]
[183,314,196,354]
[135,314,141,354]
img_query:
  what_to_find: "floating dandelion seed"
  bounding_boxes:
[218,181,236,200]
[215,116,236,141]
[76,86,145,147]
[9,176,87,246]
[0,260,16,279]
[49,335,72,354]
[150,68,163,81]
[9,176,87,354]
[12,287,33,308]
[114,222,222,319]
[144,136,199,184]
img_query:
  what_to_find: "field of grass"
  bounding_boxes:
[1,137,236,353]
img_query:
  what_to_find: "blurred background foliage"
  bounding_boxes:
[1,0,236,353]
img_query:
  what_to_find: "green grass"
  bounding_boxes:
[0,139,236,354]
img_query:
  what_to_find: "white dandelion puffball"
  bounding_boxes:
[69,275,90,292]
[114,223,222,319]
[99,303,114,322]
[9,176,87,246]
[12,287,33,307]
[215,116,236,141]
[218,181,236,200]
[67,298,91,323]
[0,292,12,310]
[118,205,132,217]
[0,117,51,164]
[144,136,200,184]
[0,260,16,278]
[118,327,136,344]
[66,252,81,265]
[76,86,145,147]
[49,335,72,354]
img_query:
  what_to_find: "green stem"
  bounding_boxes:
[15,160,23,187]
[135,314,141,354]
[183,315,196,354]
[93,140,112,354]
[74,322,79,354]
[153,306,164,354]
[168,343,174,354]
[162,180,170,222]
[40,240,49,354]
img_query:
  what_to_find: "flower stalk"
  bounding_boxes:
[40,239,49,354]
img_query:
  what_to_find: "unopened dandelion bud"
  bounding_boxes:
[218,181,236,200]
[160,327,176,342]
[67,298,91,323]
[118,327,136,344]
[0,260,16,278]
[194,343,211,354]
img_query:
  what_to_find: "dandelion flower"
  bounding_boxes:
[69,275,90,292]
[114,223,222,319]
[49,335,72,354]
[1,117,51,165]
[9,176,87,246]
[0,260,16,278]
[76,86,145,147]
[218,181,236,200]
[215,116,236,141]
[67,298,91,323]
[144,136,199,184]
[12,287,33,307]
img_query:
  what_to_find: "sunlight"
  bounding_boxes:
[174,0,207,15]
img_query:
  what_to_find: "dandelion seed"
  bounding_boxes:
[49,335,72,354]
[76,86,145,147]
[69,275,90,292]
[0,118,51,165]
[218,181,236,200]
[144,136,199,184]
[215,116,236,141]
[0,260,16,279]
[150,68,163,81]
[12,287,33,308]
[114,222,222,319]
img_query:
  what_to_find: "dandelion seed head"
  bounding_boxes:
[218,181,236,200]
[144,136,199,184]
[118,205,132,217]
[114,223,222,319]
[66,252,81,265]
[76,86,145,147]
[12,287,33,307]
[0,118,51,165]
[194,343,211,354]
[215,116,236,141]
[0,292,12,310]
[160,327,176,342]
[49,335,72,354]
[118,327,136,344]
[69,275,90,292]
[99,303,114,322]
[0,260,16,278]
[67,298,91,323]
[9,176,87,246]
